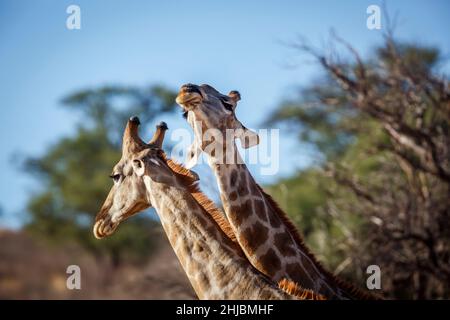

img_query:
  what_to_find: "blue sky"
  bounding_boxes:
[0,0,449,228]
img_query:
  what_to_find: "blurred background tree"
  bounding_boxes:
[23,85,178,267]
[266,34,450,299]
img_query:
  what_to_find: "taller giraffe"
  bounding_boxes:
[93,117,323,300]
[176,83,377,299]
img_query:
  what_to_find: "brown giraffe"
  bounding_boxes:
[176,83,379,299]
[93,116,324,300]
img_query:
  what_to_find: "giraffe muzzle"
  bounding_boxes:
[176,84,203,107]
[93,217,119,239]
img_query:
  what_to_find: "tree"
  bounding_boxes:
[267,34,450,298]
[24,85,178,266]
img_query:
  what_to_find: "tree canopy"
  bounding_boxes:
[24,85,178,266]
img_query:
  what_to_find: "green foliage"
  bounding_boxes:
[24,85,177,264]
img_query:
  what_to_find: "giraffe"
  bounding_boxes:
[93,116,324,300]
[176,83,378,300]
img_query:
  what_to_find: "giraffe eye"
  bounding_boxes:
[110,174,121,183]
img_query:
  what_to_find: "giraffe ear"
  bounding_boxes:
[132,159,146,177]
[234,120,259,149]
[228,90,241,103]
[132,157,175,185]
[185,140,202,169]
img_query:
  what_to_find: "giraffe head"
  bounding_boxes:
[93,116,198,239]
[176,83,259,168]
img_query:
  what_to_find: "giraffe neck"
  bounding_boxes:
[142,175,296,300]
[204,143,355,299]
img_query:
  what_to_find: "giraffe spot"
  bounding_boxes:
[187,197,198,211]
[228,208,243,226]
[237,173,249,196]
[241,221,269,253]
[230,170,238,185]
[259,248,282,272]
[211,263,228,288]
[229,191,238,201]
[254,199,268,221]
[218,232,235,249]
[250,183,260,196]
[240,199,253,217]
[195,214,208,227]
[168,233,177,247]
[285,262,315,290]
[185,222,202,242]
[274,232,297,256]
[258,288,272,299]
[267,210,282,228]
[207,225,223,240]
[239,169,247,182]
[167,224,180,243]
[177,241,191,268]
[196,272,210,292]
[229,199,252,226]
[193,242,205,253]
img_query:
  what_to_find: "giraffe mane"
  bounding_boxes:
[278,279,326,300]
[157,151,237,243]
[256,184,381,300]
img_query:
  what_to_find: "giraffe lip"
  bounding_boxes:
[93,218,119,239]
[176,92,202,108]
